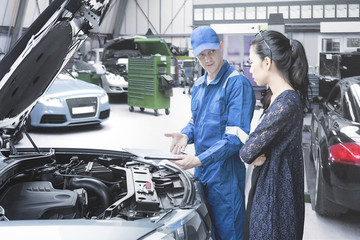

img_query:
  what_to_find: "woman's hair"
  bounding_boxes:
[251,30,309,110]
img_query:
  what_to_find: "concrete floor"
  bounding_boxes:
[18,87,360,239]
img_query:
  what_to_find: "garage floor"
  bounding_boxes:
[18,87,360,239]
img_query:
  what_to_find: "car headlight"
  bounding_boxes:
[141,225,186,240]
[100,93,109,104]
[140,209,209,240]
[140,223,186,240]
[38,96,62,107]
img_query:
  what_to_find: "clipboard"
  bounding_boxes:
[124,148,184,160]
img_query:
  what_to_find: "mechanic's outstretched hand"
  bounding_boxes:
[170,154,202,170]
[164,132,188,154]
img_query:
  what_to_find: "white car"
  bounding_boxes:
[84,47,129,95]
[83,48,106,75]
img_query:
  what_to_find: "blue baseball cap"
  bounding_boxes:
[191,26,219,56]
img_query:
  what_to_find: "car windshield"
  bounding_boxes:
[349,83,360,122]
[351,83,360,104]
[103,49,141,60]
[65,59,97,72]
[102,39,141,60]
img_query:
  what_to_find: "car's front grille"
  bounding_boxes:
[66,97,98,118]
[40,114,66,124]
[99,109,110,119]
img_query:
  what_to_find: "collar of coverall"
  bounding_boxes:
[201,59,229,86]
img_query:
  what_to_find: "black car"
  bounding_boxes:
[310,76,360,216]
[0,1,212,239]
[101,36,145,80]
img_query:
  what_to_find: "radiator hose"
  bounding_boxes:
[69,178,111,214]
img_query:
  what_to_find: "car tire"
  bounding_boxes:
[314,150,347,216]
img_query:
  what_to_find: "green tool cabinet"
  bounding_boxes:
[127,38,173,116]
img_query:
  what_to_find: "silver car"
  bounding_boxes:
[27,72,110,129]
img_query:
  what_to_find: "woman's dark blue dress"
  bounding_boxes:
[240,90,305,240]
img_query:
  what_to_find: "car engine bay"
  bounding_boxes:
[0,150,192,221]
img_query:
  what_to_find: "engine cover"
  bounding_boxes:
[0,181,86,220]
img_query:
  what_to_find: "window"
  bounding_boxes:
[301,5,312,19]
[313,5,323,18]
[347,84,360,123]
[347,38,360,48]
[267,6,278,18]
[194,8,203,21]
[204,8,213,21]
[327,85,342,114]
[235,7,245,20]
[224,7,234,20]
[278,6,289,19]
[193,3,359,24]
[322,38,340,52]
[324,4,336,18]
[257,6,266,19]
[290,5,300,19]
[246,7,255,19]
[343,91,357,122]
[336,4,347,18]
[348,4,360,18]
[214,8,224,20]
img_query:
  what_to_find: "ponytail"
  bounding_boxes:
[289,40,309,109]
[251,30,309,110]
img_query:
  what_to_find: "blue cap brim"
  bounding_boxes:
[193,42,219,57]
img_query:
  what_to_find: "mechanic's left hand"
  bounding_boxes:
[170,155,202,170]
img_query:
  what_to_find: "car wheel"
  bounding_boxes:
[129,106,134,112]
[314,149,346,216]
[314,157,328,215]
[140,107,145,112]
[165,109,170,115]
[154,109,158,116]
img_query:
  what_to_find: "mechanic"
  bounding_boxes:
[165,26,256,240]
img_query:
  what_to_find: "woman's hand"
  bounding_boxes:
[252,154,266,166]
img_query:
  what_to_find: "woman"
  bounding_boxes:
[240,30,309,240]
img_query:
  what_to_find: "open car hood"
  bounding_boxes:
[0,3,213,237]
[0,0,110,141]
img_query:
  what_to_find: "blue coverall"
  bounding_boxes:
[181,60,255,240]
